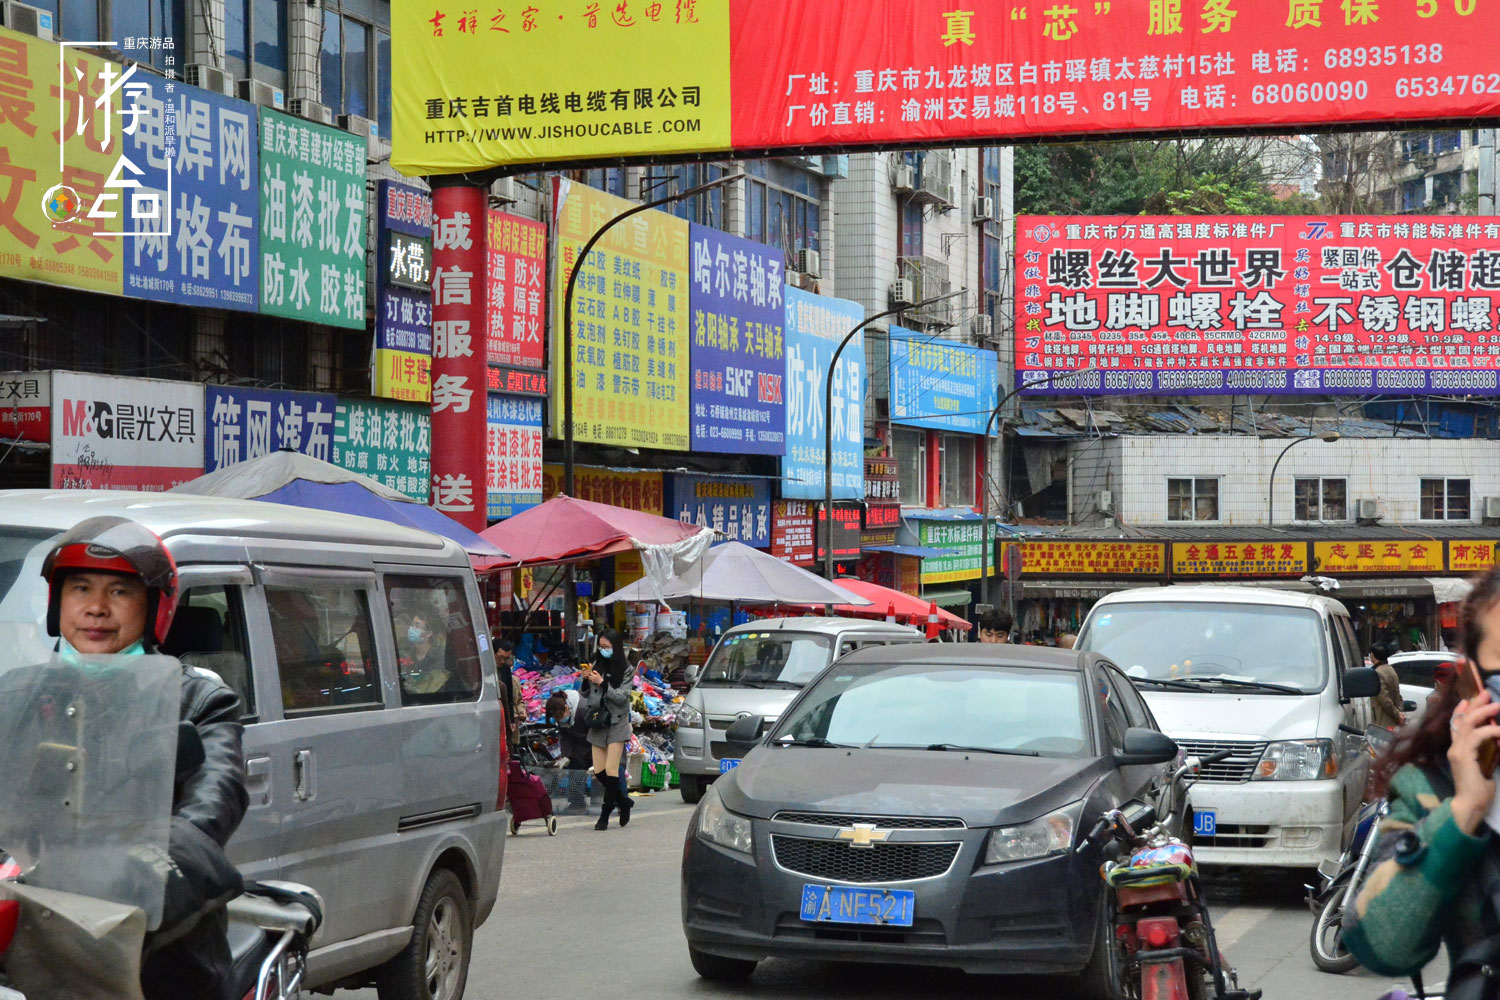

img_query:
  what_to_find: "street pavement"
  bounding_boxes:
[350,791,1444,1000]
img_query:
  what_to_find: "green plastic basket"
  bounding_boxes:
[668,762,680,787]
[640,761,668,790]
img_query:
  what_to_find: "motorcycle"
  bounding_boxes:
[1080,750,1262,1000]
[0,654,323,1000]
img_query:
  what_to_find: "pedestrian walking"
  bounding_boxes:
[581,628,635,830]
[545,689,591,815]
[1369,640,1406,730]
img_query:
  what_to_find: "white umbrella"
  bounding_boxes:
[595,541,872,607]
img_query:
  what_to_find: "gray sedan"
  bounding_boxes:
[680,645,1185,997]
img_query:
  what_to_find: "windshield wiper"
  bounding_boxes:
[776,737,851,748]
[924,743,1039,756]
[1179,676,1304,695]
[1129,677,1204,692]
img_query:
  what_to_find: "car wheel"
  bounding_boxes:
[680,773,705,804]
[377,868,472,1000]
[688,945,756,981]
[1073,902,1125,1000]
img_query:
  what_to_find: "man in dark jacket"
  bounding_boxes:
[41,516,248,1000]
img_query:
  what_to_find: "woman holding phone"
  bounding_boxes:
[1344,567,1500,984]
[580,628,635,831]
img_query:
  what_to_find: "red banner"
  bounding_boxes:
[430,186,489,529]
[1017,215,1500,396]
[486,209,547,369]
[730,1,1500,150]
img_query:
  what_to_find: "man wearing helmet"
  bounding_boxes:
[42,516,249,1000]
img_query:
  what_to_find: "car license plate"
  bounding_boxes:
[1193,808,1217,837]
[719,758,741,773]
[799,884,915,928]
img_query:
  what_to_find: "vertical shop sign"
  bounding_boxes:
[204,386,336,472]
[0,371,50,443]
[486,210,547,369]
[429,184,489,528]
[332,397,431,501]
[667,474,771,547]
[771,500,817,565]
[375,180,434,401]
[486,393,543,519]
[51,372,204,490]
[687,224,786,454]
[782,286,865,500]
[257,108,366,328]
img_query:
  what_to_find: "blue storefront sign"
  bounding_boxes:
[687,224,786,455]
[782,286,865,500]
[888,331,999,435]
[124,74,260,311]
[668,474,771,547]
[205,385,337,472]
[376,180,434,357]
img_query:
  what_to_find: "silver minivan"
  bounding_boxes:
[673,616,923,803]
[0,490,506,998]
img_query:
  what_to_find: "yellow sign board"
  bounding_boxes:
[390,5,732,175]
[1314,540,1443,575]
[1022,541,1164,577]
[541,463,664,515]
[550,182,689,451]
[1172,541,1308,578]
[1449,540,1500,574]
[374,348,432,402]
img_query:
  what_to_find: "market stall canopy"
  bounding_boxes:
[594,541,872,607]
[782,577,973,632]
[171,451,505,558]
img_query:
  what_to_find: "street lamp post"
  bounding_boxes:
[821,290,969,583]
[1267,431,1342,527]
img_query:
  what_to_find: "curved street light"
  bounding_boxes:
[1267,430,1342,527]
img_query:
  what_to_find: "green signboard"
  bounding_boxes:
[258,108,367,328]
[333,398,431,501]
[917,519,996,586]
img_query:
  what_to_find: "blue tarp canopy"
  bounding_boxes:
[863,544,957,559]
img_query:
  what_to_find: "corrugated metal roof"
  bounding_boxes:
[1010,403,1428,440]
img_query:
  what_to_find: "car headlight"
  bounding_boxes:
[697,785,754,854]
[1253,739,1337,780]
[676,702,703,728]
[986,805,1078,864]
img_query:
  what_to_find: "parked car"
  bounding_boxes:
[673,616,923,803]
[1388,649,1459,725]
[681,644,1187,996]
[0,490,506,999]
[1077,585,1382,870]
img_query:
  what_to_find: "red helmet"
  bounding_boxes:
[42,516,179,650]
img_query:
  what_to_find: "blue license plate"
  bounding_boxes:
[1193,808,1217,837]
[719,757,741,773]
[799,884,915,927]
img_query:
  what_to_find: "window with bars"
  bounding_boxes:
[1167,478,1218,522]
[1294,478,1347,522]
[1420,478,1470,520]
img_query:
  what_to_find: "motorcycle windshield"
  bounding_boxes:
[0,654,180,928]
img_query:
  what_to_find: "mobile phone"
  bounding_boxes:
[1455,658,1500,778]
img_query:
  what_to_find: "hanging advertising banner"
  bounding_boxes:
[1171,540,1309,577]
[375,180,435,402]
[782,286,865,500]
[204,386,336,472]
[124,74,259,311]
[1450,540,1500,574]
[888,331,998,434]
[1020,540,1166,577]
[332,397,431,501]
[687,224,786,454]
[667,474,772,547]
[429,185,490,528]
[51,372,204,490]
[1314,539,1444,574]
[551,181,689,450]
[1017,215,1500,396]
[486,210,547,369]
[0,371,50,443]
[257,108,366,329]
[486,393,544,520]
[392,3,1500,175]
[541,463,664,515]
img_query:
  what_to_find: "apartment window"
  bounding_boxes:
[743,160,822,256]
[109,0,182,70]
[894,427,926,506]
[1421,478,1471,520]
[642,163,728,226]
[319,3,390,130]
[940,434,975,508]
[224,0,288,89]
[1294,478,1348,522]
[1167,478,1218,522]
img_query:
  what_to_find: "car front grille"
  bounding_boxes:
[772,835,961,884]
[1194,824,1273,849]
[709,741,743,761]
[773,812,966,830]
[1172,738,1269,783]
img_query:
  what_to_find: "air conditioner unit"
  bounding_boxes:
[237,78,285,110]
[1355,498,1381,521]
[184,64,234,97]
[889,279,914,306]
[338,113,378,139]
[1097,490,1114,514]
[795,248,821,279]
[893,164,916,192]
[1485,496,1500,520]
[288,98,334,126]
[0,0,52,39]
[972,315,993,340]
[973,195,994,222]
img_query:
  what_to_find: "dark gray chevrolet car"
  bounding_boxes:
[680,644,1184,995]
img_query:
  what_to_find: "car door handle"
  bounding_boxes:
[245,756,272,807]
[293,749,316,802]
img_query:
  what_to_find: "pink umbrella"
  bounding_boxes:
[476,494,707,568]
[776,577,973,631]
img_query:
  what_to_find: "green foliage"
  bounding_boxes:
[1015,139,1282,216]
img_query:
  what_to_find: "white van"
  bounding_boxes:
[1077,585,1382,868]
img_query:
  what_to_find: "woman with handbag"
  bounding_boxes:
[1344,566,1500,999]
[580,628,635,830]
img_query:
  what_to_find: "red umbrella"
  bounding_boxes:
[776,577,973,631]
[476,495,706,568]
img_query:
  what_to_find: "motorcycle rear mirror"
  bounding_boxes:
[1114,728,1179,766]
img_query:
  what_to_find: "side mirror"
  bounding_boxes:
[684,664,701,687]
[1114,727,1179,766]
[1342,667,1382,701]
[726,714,764,745]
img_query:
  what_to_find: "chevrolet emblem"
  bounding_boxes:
[834,823,891,849]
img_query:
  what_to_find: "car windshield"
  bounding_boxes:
[1391,656,1455,689]
[1079,602,1328,694]
[698,630,834,687]
[772,661,1090,757]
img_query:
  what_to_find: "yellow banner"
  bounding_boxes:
[390,5,731,175]
[1450,540,1500,573]
[1314,540,1443,575]
[551,182,689,451]
[374,348,432,403]
[541,463,664,515]
[0,28,124,294]
[1172,541,1309,578]
[1021,541,1164,577]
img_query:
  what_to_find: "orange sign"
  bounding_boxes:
[1314,540,1443,575]
[1449,540,1500,574]
[1022,541,1164,577]
[1172,541,1308,578]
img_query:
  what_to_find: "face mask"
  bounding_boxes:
[598,647,613,658]
[407,626,425,643]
